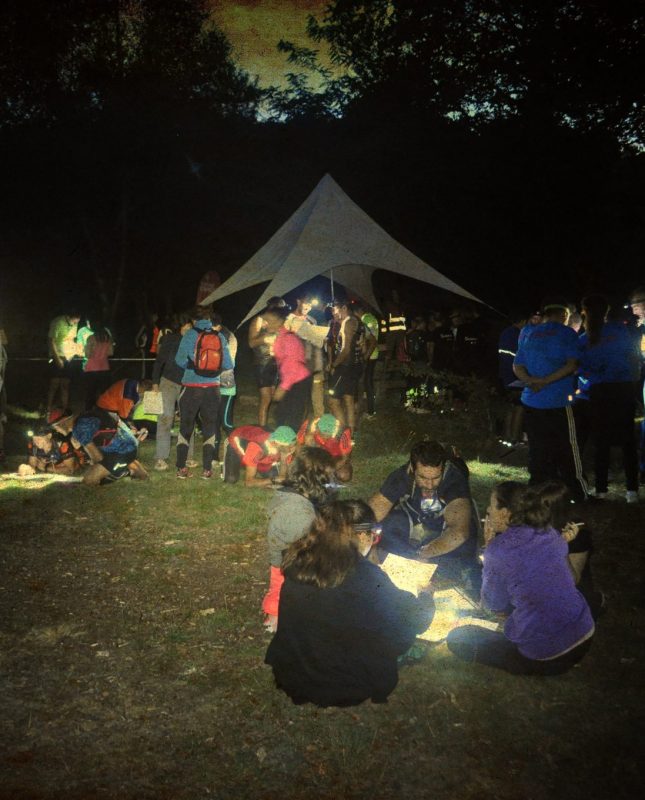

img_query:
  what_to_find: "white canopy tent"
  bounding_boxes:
[201,174,484,324]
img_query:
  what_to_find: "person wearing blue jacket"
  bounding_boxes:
[579,295,640,503]
[175,307,233,479]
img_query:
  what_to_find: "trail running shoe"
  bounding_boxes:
[154,459,169,471]
[177,467,192,479]
[202,469,213,480]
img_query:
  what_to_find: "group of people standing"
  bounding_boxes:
[498,287,645,505]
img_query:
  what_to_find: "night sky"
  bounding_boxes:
[210,0,330,87]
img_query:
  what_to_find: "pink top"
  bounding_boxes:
[85,339,112,372]
[273,328,310,391]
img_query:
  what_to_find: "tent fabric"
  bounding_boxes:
[201,174,484,324]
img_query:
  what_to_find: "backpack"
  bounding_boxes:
[190,327,222,377]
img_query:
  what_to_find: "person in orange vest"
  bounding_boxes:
[96,378,152,421]
[297,414,353,482]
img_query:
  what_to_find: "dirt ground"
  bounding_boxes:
[1,395,644,799]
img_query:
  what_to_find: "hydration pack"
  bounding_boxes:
[190,328,222,377]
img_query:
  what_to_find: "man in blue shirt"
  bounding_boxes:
[513,298,587,502]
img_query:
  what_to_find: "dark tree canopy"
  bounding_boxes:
[0,0,262,127]
[275,0,645,148]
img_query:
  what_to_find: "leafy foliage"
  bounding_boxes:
[272,0,645,147]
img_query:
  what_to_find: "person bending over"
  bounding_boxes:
[18,424,80,476]
[222,425,297,488]
[262,446,337,632]
[265,500,428,707]
[368,440,480,588]
[447,481,595,675]
[297,413,354,482]
[71,407,148,485]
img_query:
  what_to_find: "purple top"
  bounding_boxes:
[482,525,594,660]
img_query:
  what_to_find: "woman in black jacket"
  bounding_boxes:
[265,499,428,707]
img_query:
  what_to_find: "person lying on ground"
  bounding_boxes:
[18,423,80,476]
[368,440,480,592]
[265,499,429,708]
[296,413,353,482]
[222,425,296,487]
[262,446,337,632]
[71,407,148,486]
[446,481,595,675]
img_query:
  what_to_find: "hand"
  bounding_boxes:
[527,377,547,392]
[562,521,583,543]
[136,428,149,442]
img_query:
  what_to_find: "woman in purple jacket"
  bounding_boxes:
[447,481,595,675]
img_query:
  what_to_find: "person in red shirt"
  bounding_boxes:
[297,413,354,482]
[263,307,312,431]
[222,425,297,487]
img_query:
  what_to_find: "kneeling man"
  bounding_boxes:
[368,440,480,585]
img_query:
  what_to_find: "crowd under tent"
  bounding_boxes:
[201,174,484,324]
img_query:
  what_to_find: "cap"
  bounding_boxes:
[315,414,341,438]
[268,426,297,446]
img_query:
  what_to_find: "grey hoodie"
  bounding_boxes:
[267,489,316,567]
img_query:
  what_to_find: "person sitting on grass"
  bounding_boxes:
[265,499,429,708]
[222,425,297,487]
[296,413,354,482]
[446,481,595,675]
[262,446,337,633]
[368,440,480,591]
[70,407,148,486]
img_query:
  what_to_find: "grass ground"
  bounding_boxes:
[1,380,644,799]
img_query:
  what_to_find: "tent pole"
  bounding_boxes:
[330,269,335,303]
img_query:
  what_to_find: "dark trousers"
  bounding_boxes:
[276,376,312,431]
[446,626,592,675]
[177,385,220,470]
[523,404,588,502]
[213,394,236,462]
[364,360,376,414]
[589,382,638,492]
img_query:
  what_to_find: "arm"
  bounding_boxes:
[418,497,471,559]
[363,329,377,360]
[174,330,193,370]
[49,337,63,367]
[368,491,394,523]
[514,358,578,391]
[243,462,273,488]
[332,316,358,368]
[151,336,169,386]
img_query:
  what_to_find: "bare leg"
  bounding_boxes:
[83,464,111,486]
[59,378,70,411]
[258,386,274,427]
[343,395,356,433]
[328,396,345,426]
[311,374,325,417]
